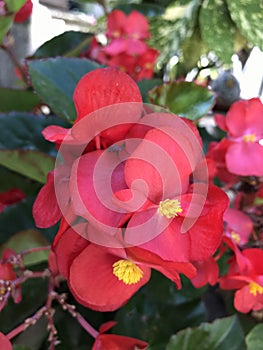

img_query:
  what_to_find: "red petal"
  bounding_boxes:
[106,10,127,38]
[92,334,148,350]
[69,244,151,311]
[14,0,33,23]
[73,67,142,122]
[33,171,61,228]
[0,332,12,350]
[70,150,127,236]
[226,142,263,176]
[125,11,150,39]
[52,225,88,279]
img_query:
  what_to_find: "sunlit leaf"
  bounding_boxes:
[149,81,215,120]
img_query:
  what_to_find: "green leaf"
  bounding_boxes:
[0,15,13,44]
[0,88,40,112]
[0,149,54,183]
[167,315,246,350]
[28,57,103,122]
[114,3,165,16]
[13,346,32,350]
[148,81,215,120]
[0,112,68,155]
[5,0,26,12]
[137,78,162,103]
[226,0,263,50]
[199,0,235,63]
[115,272,206,346]
[33,31,91,58]
[246,324,263,350]
[0,229,49,266]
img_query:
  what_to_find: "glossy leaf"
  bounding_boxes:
[148,81,215,120]
[200,0,235,63]
[0,88,40,112]
[28,58,102,121]
[0,229,49,266]
[226,0,263,50]
[246,324,263,350]
[33,31,91,58]
[167,315,246,350]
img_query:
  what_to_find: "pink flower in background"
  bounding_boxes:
[0,332,12,350]
[215,98,263,176]
[223,208,253,246]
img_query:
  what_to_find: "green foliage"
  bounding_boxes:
[199,0,235,63]
[28,58,103,122]
[0,15,13,44]
[0,229,49,266]
[4,0,26,12]
[0,89,40,112]
[148,81,215,120]
[167,315,246,350]
[246,324,263,350]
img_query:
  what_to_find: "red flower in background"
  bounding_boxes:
[86,10,158,81]
[220,248,263,313]
[0,188,25,213]
[14,0,33,23]
[0,332,12,350]
[92,334,148,350]
[215,98,263,176]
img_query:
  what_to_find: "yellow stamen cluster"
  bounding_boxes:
[158,199,183,219]
[113,260,143,285]
[249,282,263,296]
[230,231,241,244]
[243,134,257,143]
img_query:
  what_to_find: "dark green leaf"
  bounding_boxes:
[167,315,246,350]
[246,324,263,350]
[0,149,55,183]
[115,272,206,346]
[137,78,162,103]
[199,0,235,63]
[0,112,68,155]
[13,346,32,350]
[114,3,165,16]
[0,229,49,266]
[0,88,40,112]
[226,0,263,50]
[28,57,103,121]
[148,81,215,120]
[33,31,91,58]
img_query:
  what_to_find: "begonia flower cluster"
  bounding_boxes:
[86,10,159,81]
[33,67,229,318]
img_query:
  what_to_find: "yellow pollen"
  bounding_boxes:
[249,282,263,296]
[243,134,257,143]
[230,231,241,244]
[112,30,121,38]
[112,260,143,285]
[158,199,183,219]
[144,62,152,69]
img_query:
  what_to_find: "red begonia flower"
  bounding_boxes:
[223,208,253,246]
[215,98,263,176]
[106,10,150,40]
[134,48,159,81]
[14,0,33,23]
[92,333,148,350]
[220,248,263,313]
[0,188,25,213]
[0,332,12,350]
[190,256,219,288]
[73,67,142,122]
